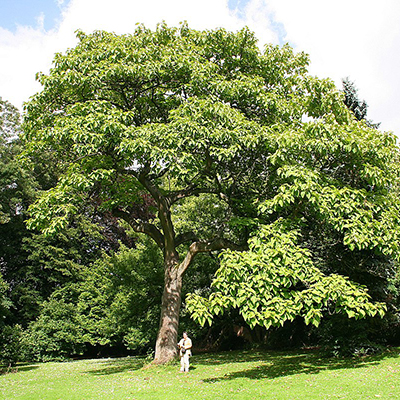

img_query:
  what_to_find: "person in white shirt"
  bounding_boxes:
[178,331,192,372]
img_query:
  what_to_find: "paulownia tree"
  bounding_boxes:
[23,23,400,363]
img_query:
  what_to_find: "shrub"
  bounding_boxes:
[0,324,23,367]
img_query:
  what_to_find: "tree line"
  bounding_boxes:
[1,24,400,367]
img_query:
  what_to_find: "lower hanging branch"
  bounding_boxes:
[186,224,386,330]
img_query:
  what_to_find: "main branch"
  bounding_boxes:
[112,208,164,249]
[178,238,248,277]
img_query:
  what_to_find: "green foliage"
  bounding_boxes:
[172,193,232,241]
[342,78,380,128]
[22,236,164,361]
[0,275,20,367]
[22,23,320,236]
[21,23,400,352]
[22,298,86,362]
[75,238,164,352]
[0,274,11,321]
[187,221,386,329]
[317,315,386,357]
[0,324,23,367]
[184,67,399,330]
[0,102,37,225]
[0,98,29,228]
[3,214,111,329]
[0,97,21,139]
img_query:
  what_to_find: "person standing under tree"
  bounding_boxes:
[178,332,192,372]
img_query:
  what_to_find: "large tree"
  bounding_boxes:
[0,97,37,322]
[23,24,400,363]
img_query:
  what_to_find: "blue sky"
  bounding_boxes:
[1,0,244,32]
[0,0,70,31]
[0,0,399,136]
[0,0,289,44]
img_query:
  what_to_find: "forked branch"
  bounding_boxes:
[178,237,247,277]
[112,208,164,249]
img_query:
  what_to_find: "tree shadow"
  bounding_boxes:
[0,364,40,375]
[199,349,399,383]
[84,356,148,376]
[195,350,267,366]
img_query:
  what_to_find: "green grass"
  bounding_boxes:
[1,349,399,399]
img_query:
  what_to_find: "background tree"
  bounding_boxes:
[0,97,38,366]
[342,77,380,128]
[23,24,399,364]
[0,97,139,364]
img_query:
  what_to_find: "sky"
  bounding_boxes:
[0,0,399,136]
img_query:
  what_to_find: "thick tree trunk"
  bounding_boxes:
[153,255,182,364]
[152,237,247,364]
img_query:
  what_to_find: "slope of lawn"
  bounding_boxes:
[1,349,399,399]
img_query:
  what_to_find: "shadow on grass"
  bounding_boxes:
[70,347,400,379]
[0,364,40,375]
[84,356,148,376]
[195,350,267,366]
[197,349,400,383]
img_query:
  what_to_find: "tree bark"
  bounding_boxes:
[152,237,248,364]
[153,253,182,364]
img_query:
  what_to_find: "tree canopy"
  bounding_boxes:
[23,23,400,363]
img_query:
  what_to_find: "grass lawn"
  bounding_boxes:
[1,348,399,399]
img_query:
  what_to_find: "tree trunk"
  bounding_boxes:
[153,256,182,364]
[152,237,246,363]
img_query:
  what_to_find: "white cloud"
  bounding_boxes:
[0,0,246,109]
[59,0,239,33]
[0,25,63,108]
[0,0,399,136]
[231,0,282,45]
[35,13,46,31]
[257,0,400,134]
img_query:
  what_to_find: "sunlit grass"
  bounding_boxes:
[1,348,399,399]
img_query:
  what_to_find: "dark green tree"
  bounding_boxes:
[342,78,380,128]
[22,235,163,361]
[0,98,37,222]
[0,98,37,366]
